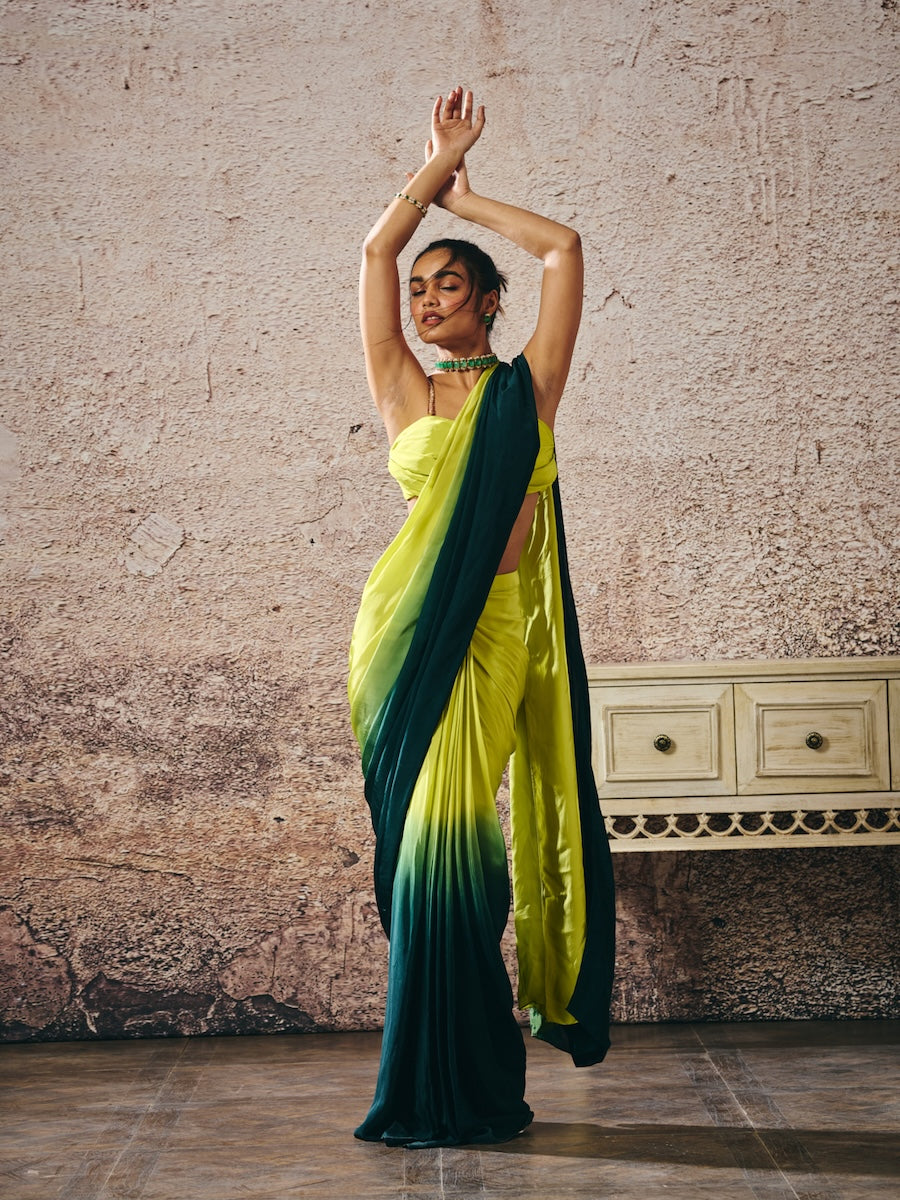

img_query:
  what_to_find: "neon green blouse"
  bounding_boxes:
[389,414,557,501]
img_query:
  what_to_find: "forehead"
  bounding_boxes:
[409,250,468,283]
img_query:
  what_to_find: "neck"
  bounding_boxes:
[435,334,491,357]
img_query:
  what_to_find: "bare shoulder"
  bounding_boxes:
[523,236,584,428]
[371,358,432,444]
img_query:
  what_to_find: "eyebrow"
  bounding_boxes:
[408,268,466,286]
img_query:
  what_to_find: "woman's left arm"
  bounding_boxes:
[440,182,583,426]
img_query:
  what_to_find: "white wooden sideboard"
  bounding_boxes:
[587,657,900,852]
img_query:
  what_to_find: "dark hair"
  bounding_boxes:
[412,238,508,326]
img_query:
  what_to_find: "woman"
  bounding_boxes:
[348,88,615,1148]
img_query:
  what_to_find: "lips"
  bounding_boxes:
[422,314,443,326]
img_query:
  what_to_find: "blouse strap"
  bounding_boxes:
[427,375,436,416]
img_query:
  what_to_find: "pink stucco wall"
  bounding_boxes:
[2,0,898,1040]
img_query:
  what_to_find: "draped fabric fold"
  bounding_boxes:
[348,356,615,1146]
[512,479,617,1066]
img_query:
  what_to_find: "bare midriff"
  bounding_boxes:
[406,491,539,575]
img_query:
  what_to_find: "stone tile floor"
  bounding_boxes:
[1,1020,898,1198]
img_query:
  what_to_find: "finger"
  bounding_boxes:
[425,138,433,160]
[405,172,414,183]
[473,103,486,135]
[461,89,473,122]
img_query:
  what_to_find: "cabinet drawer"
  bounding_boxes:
[735,681,890,795]
[591,683,735,799]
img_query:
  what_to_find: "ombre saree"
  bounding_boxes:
[349,357,615,1147]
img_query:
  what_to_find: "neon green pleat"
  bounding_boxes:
[357,573,533,1146]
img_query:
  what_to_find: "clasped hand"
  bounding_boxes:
[425,86,485,212]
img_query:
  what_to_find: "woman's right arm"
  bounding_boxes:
[360,91,485,428]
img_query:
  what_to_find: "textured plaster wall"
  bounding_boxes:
[1,0,898,1042]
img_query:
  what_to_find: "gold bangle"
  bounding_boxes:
[395,191,428,217]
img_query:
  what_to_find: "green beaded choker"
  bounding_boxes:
[433,354,499,372]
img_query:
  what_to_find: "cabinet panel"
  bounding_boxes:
[587,659,900,851]
[592,683,735,799]
[735,681,890,795]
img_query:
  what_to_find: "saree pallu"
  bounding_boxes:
[349,357,615,1147]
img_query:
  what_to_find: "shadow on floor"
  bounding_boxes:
[483,1121,899,1177]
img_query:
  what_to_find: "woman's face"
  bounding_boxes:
[409,251,491,346]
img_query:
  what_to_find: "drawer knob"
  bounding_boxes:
[653,734,673,753]
[805,731,824,750]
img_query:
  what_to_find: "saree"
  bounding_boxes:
[348,357,615,1147]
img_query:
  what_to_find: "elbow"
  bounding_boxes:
[545,227,582,268]
[561,227,582,255]
[362,231,396,261]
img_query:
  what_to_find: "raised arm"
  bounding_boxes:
[360,91,485,430]
[431,152,583,428]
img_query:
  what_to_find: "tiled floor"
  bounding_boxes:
[2,1021,898,1199]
